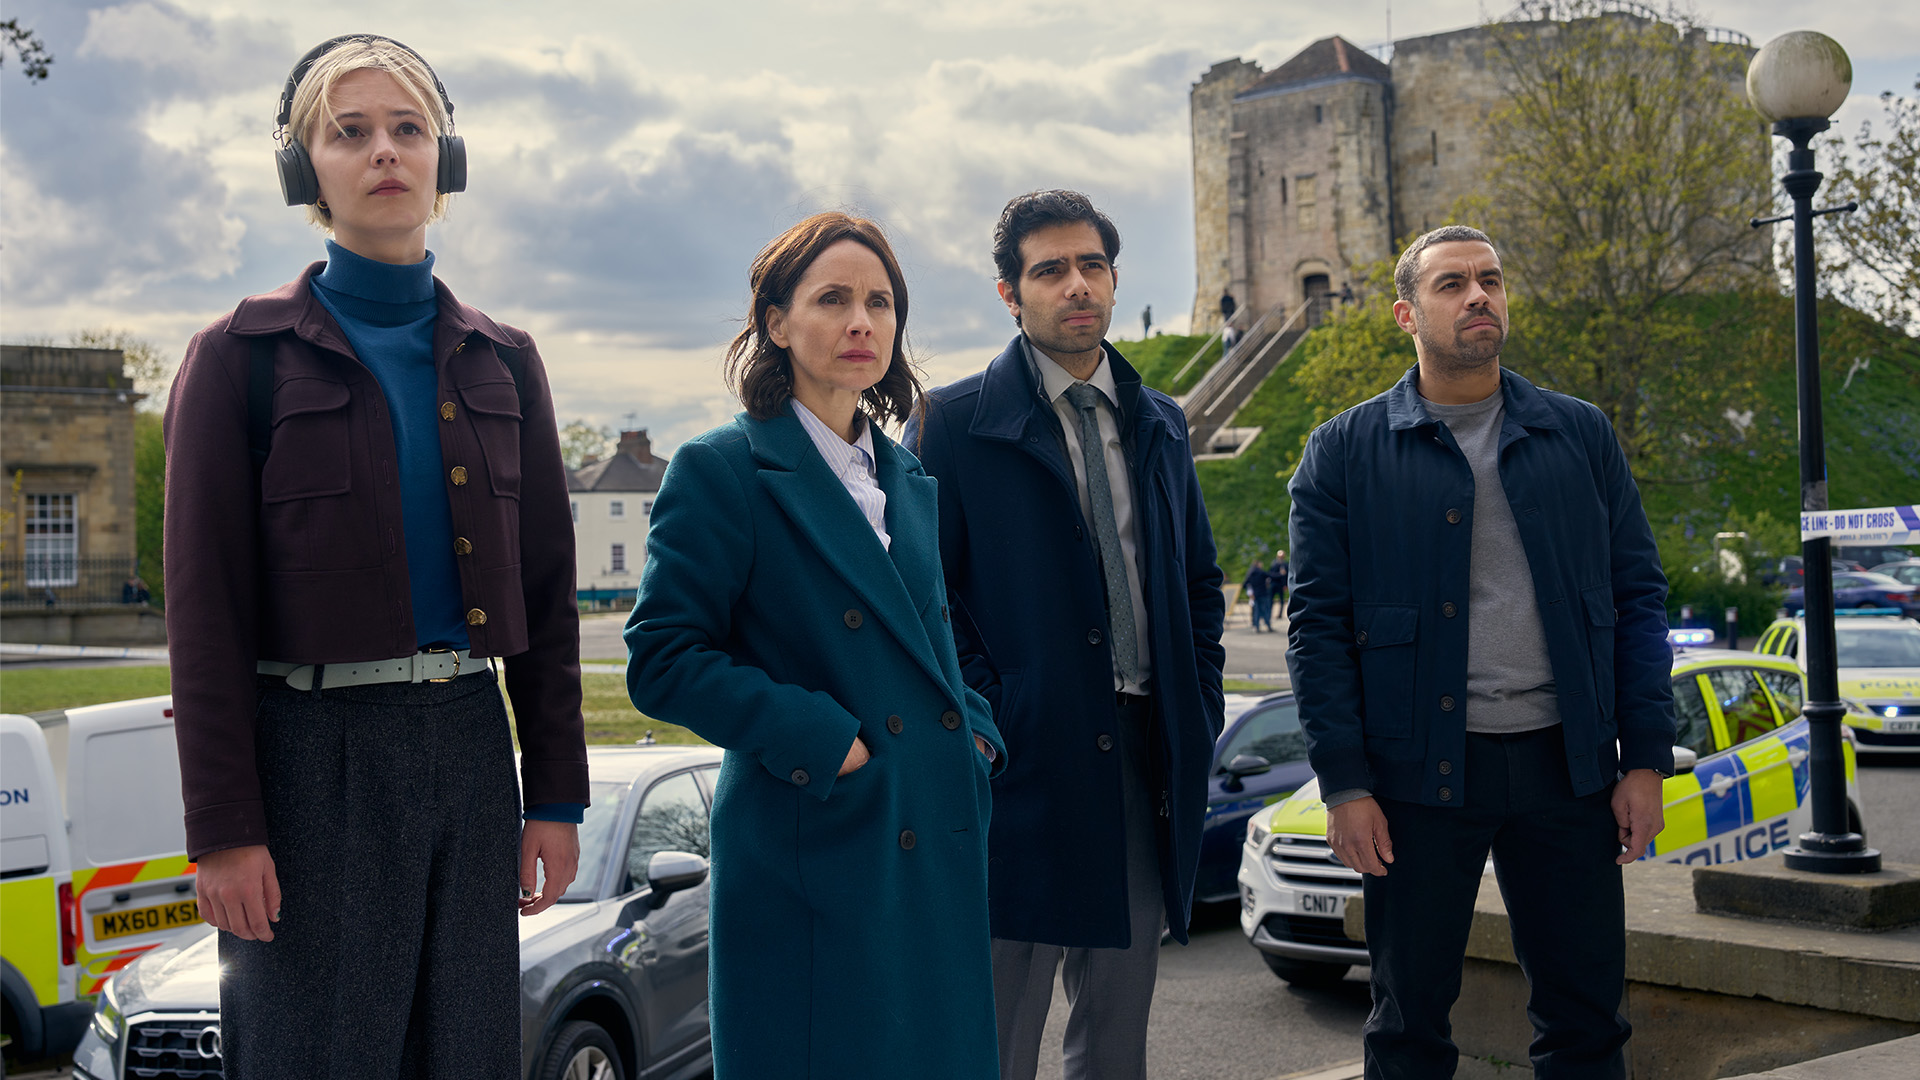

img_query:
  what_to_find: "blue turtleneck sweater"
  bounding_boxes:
[312,241,580,825]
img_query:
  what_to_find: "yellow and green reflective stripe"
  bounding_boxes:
[0,876,60,1006]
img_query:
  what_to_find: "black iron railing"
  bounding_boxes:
[0,555,150,609]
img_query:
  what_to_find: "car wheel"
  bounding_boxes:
[540,1020,625,1080]
[1261,952,1351,987]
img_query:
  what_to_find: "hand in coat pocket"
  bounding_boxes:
[839,736,872,776]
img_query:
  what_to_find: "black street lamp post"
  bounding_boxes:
[1747,32,1880,873]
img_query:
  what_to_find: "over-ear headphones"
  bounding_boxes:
[274,34,467,207]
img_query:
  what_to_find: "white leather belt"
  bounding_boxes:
[257,649,489,691]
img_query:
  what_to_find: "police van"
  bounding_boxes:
[1235,646,1866,987]
[1,697,198,1064]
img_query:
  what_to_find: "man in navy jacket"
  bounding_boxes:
[1287,225,1675,1079]
[906,190,1225,1080]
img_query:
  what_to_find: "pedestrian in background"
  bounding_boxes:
[164,35,585,1077]
[1268,548,1290,625]
[1141,303,1153,339]
[907,190,1225,1080]
[626,212,1005,1079]
[1244,555,1273,632]
[1286,225,1674,1078]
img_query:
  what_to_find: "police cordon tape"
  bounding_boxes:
[1800,504,1920,545]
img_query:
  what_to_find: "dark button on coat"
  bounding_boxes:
[626,408,1006,1079]
[904,338,1226,948]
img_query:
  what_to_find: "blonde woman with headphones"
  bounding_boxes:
[163,35,586,1077]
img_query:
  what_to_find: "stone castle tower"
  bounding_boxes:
[1190,15,1753,335]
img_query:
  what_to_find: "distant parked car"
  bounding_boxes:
[1198,693,1318,905]
[1785,571,1920,620]
[1768,555,1865,586]
[1870,560,1920,589]
[72,745,723,1080]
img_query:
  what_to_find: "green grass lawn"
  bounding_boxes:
[0,665,172,714]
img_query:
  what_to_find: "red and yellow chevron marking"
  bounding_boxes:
[70,855,200,993]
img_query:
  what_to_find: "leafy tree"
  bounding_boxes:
[560,420,615,471]
[1,18,52,81]
[135,414,166,607]
[69,328,175,411]
[1819,75,1920,378]
[1468,0,1777,482]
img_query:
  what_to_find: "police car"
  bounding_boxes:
[1754,612,1920,754]
[1235,646,1866,987]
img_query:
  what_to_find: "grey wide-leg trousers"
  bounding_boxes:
[219,670,523,1080]
[992,695,1164,1080]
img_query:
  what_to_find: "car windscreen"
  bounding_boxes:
[1836,625,1920,668]
[545,780,632,901]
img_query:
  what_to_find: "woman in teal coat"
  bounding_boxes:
[625,212,1006,1079]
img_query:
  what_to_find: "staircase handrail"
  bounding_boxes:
[1170,301,1278,389]
[1182,298,1313,423]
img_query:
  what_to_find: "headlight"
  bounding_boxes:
[1247,817,1270,848]
[91,974,125,1045]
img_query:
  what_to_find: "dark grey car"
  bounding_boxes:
[72,745,722,1080]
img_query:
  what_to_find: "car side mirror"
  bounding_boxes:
[1672,747,1698,775]
[643,850,709,910]
[1219,753,1272,792]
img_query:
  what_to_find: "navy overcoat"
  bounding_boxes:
[1285,366,1675,805]
[625,406,1006,1080]
[904,337,1226,948]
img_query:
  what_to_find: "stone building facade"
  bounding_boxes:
[1190,17,1754,335]
[1,346,141,593]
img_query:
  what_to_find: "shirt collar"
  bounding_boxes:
[790,398,876,473]
[1023,335,1120,410]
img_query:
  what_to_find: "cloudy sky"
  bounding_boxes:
[3,0,1914,451]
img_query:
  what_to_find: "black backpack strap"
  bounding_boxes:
[248,335,275,478]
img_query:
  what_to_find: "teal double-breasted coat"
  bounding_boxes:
[625,406,1006,1080]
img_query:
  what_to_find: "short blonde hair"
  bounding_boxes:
[281,37,453,230]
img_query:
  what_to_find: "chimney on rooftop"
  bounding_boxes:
[617,429,653,463]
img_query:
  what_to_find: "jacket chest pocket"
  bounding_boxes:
[457,380,522,497]
[1355,604,1418,742]
[262,377,353,502]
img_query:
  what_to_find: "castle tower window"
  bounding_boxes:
[1315,104,1324,123]
[1281,177,1288,204]
[1431,130,1439,166]
[1296,175,1317,227]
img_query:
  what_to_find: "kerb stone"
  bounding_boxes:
[1694,860,1920,931]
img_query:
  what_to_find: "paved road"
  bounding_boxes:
[1858,753,1919,865]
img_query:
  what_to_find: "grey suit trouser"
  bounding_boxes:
[992,694,1163,1080]
[219,671,523,1080]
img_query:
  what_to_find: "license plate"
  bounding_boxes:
[93,899,203,942]
[1296,892,1344,916]
[1885,718,1920,733]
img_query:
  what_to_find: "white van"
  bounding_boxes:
[1,697,196,1064]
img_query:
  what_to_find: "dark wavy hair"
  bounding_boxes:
[725,212,922,425]
[990,189,1122,313]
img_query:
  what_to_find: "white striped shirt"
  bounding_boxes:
[792,399,891,551]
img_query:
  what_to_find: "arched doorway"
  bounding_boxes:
[1302,274,1332,326]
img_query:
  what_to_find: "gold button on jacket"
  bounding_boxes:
[466,608,488,626]
[450,466,468,486]
[453,537,473,555]
[440,401,456,421]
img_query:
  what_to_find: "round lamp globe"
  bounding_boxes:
[1747,31,1853,122]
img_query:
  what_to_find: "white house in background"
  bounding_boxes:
[568,429,667,610]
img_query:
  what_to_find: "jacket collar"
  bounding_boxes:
[741,405,953,703]
[971,335,1149,441]
[1385,363,1563,432]
[228,261,520,354]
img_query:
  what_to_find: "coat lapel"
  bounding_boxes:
[745,409,952,700]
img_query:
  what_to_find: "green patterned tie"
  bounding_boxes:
[1064,382,1141,687]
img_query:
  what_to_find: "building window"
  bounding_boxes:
[610,543,627,574]
[1295,174,1317,228]
[642,499,653,516]
[610,500,625,519]
[1281,176,1288,204]
[1431,130,1439,166]
[24,493,78,587]
[570,501,578,522]
[1314,104,1324,124]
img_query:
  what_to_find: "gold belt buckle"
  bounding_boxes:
[424,647,457,683]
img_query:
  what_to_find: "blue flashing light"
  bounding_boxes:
[1667,628,1716,646]
[1888,707,1902,719]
